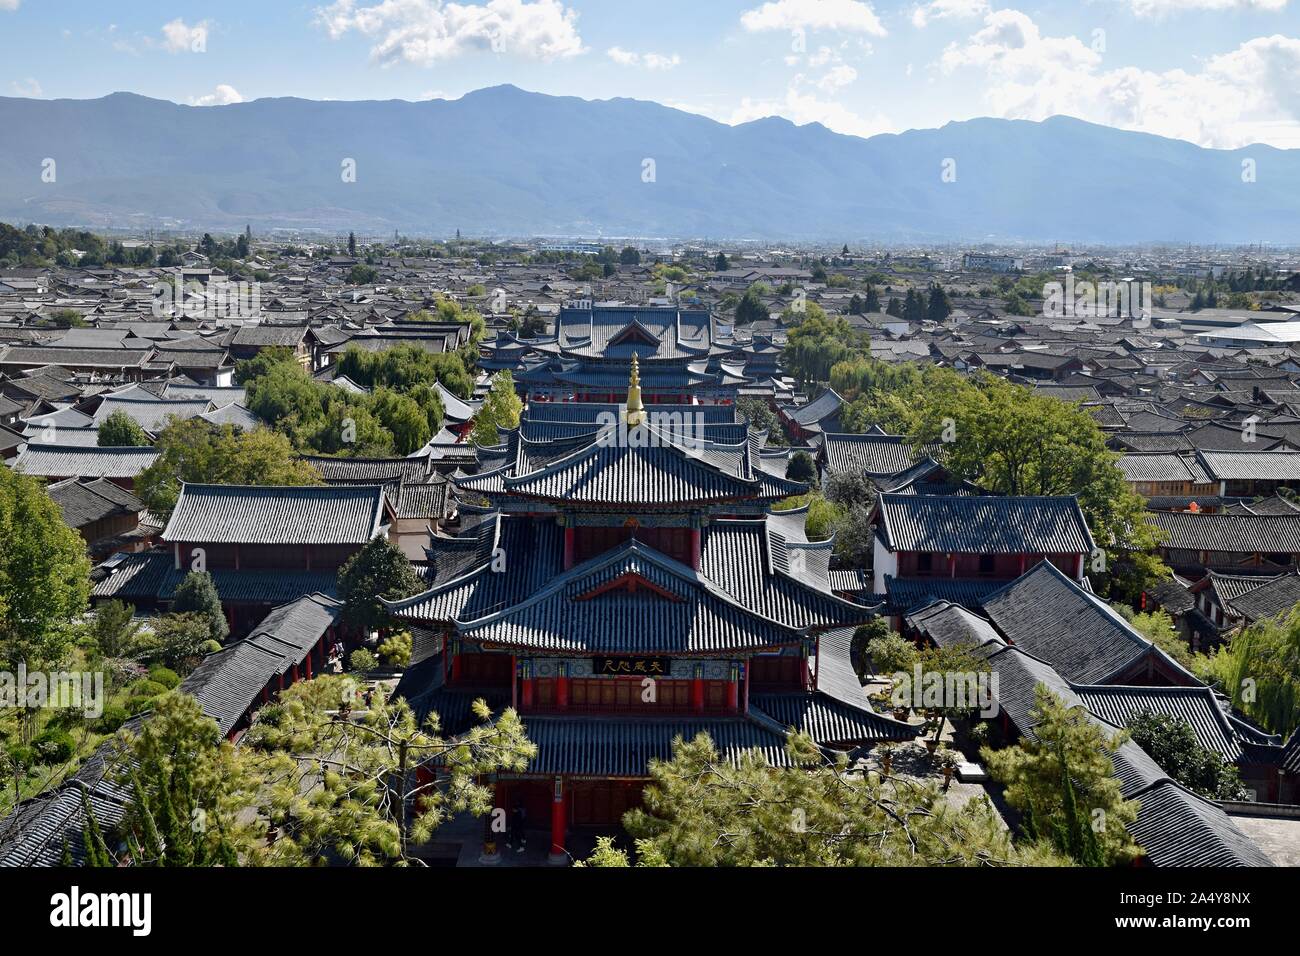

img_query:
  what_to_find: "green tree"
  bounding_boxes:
[97,410,150,447]
[337,536,424,634]
[171,571,229,646]
[348,264,378,285]
[88,600,145,659]
[49,308,86,329]
[735,287,770,326]
[247,676,536,865]
[619,246,641,266]
[1116,608,1193,670]
[0,468,91,739]
[787,451,818,485]
[108,693,267,867]
[470,371,523,447]
[983,687,1140,866]
[714,253,730,272]
[1205,608,1300,736]
[136,420,323,520]
[146,613,212,673]
[1127,711,1249,800]
[620,732,1066,866]
[234,346,300,386]
[927,284,953,323]
[737,398,788,447]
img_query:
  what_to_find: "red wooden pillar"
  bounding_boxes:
[692,664,705,714]
[291,662,300,685]
[548,777,568,865]
[277,673,285,692]
[563,528,576,570]
[304,653,312,680]
[520,660,535,710]
[690,528,702,571]
[555,663,570,711]
[450,642,462,684]
[727,663,740,713]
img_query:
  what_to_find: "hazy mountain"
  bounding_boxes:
[0,85,1295,243]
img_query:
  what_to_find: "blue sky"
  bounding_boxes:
[3,0,1299,148]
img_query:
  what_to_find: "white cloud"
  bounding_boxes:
[161,18,210,53]
[607,47,681,70]
[741,0,887,36]
[942,11,1300,148]
[190,84,244,107]
[10,77,42,97]
[0,0,20,11]
[316,0,585,65]
[1125,0,1288,18]
[816,63,858,91]
[911,0,989,29]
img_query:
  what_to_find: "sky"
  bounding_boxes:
[2,0,1300,149]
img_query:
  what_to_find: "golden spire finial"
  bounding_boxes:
[626,352,645,426]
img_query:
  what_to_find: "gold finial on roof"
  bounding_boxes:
[626,352,645,426]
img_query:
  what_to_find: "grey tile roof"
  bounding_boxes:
[907,601,1007,651]
[181,593,342,736]
[700,518,869,630]
[93,396,213,431]
[885,576,1007,614]
[11,443,160,479]
[46,477,144,527]
[981,561,1195,685]
[1197,449,1300,482]
[1228,571,1300,623]
[751,693,918,746]
[1074,684,1281,763]
[977,641,1273,867]
[162,484,388,545]
[875,494,1095,556]
[1126,781,1275,867]
[455,541,807,655]
[822,432,944,476]
[1149,510,1300,553]
[520,716,794,776]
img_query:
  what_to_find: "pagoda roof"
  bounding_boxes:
[451,540,809,655]
[458,419,806,507]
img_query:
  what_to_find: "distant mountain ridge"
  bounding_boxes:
[0,85,1295,243]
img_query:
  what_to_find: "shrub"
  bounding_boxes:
[349,649,378,675]
[94,704,129,734]
[147,666,181,690]
[866,632,918,677]
[33,730,75,765]
[378,632,413,669]
[129,680,168,699]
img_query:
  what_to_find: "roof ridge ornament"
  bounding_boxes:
[626,352,645,427]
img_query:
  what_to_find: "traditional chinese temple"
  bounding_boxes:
[389,357,915,862]
[488,303,752,406]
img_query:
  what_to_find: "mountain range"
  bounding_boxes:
[0,84,1296,243]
